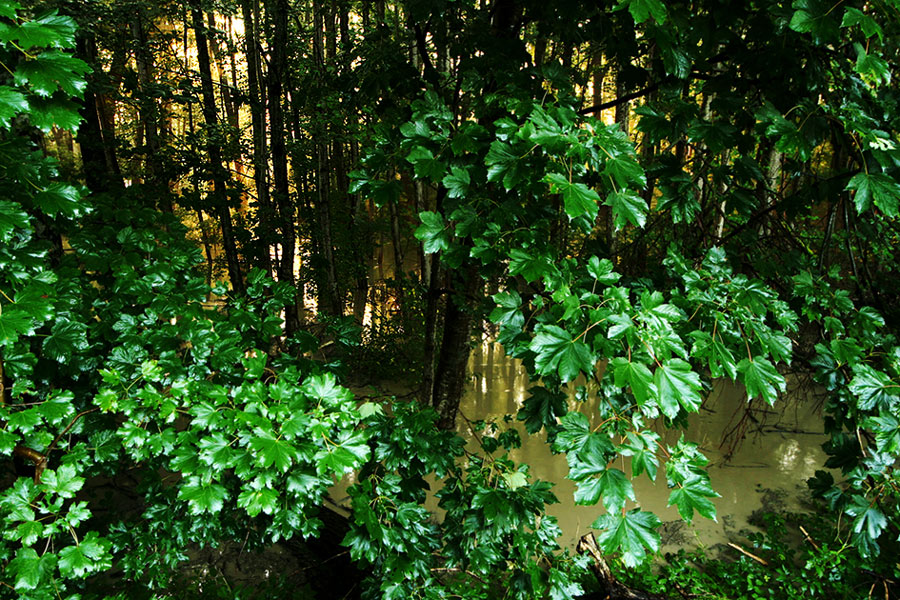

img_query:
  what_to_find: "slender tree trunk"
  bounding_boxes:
[433,265,482,430]
[191,0,245,295]
[241,0,273,277]
[264,0,300,334]
[76,32,123,192]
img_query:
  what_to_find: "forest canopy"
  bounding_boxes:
[1,0,899,598]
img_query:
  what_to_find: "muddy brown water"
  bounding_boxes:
[458,340,829,552]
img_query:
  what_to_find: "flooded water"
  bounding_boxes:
[460,339,829,552]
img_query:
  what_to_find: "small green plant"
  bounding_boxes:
[618,511,899,599]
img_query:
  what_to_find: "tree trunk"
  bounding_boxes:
[76,32,123,192]
[432,264,481,430]
[264,0,300,335]
[240,0,273,277]
[191,0,244,295]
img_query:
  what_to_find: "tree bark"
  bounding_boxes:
[432,264,481,430]
[240,0,274,277]
[264,0,300,334]
[191,0,245,295]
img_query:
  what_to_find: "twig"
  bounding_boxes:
[799,525,820,551]
[727,542,769,566]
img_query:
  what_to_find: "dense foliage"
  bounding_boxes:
[0,0,899,598]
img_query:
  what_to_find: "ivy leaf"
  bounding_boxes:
[605,191,648,230]
[612,357,655,406]
[544,173,600,221]
[847,172,900,217]
[442,166,470,199]
[179,480,228,515]
[0,86,28,128]
[530,324,594,383]
[667,475,719,522]
[654,358,702,418]
[593,509,661,568]
[414,211,450,254]
[737,357,786,406]
[8,547,56,591]
[518,386,567,434]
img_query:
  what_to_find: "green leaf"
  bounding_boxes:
[544,173,600,221]
[737,357,786,406]
[620,431,660,481]
[603,153,646,189]
[58,532,111,578]
[847,172,900,217]
[8,547,56,591]
[315,430,369,475]
[249,431,296,472]
[518,386,567,434]
[612,357,655,406]
[0,2,20,19]
[605,191,648,230]
[0,85,28,127]
[841,7,882,41]
[849,365,897,411]
[0,306,33,344]
[41,465,84,498]
[14,50,89,97]
[587,256,620,284]
[620,0,667,23]
[42,318,88,362]
[530,324,594,383]
[593,509,661,568]
[508,248,549,283]
[8,11,77,49]
[847,495,887,556]
[0,200,30,242]
[238,487,279,517]
[502,471,528,490]
[33,182,83,218]
[854,44,891,87]
[15,520,43,546]
[485,140,517,187]
[179,480,228,515]
[414,211,450,254]
[654,358,702,418]
[490,290,524,329]
[573,467,634,511]
[442,166,470,199]
[667,475,719,522]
